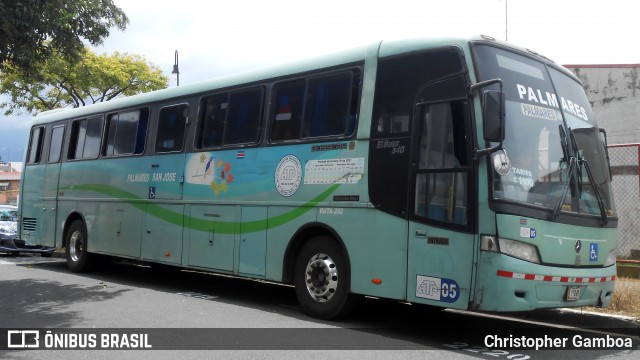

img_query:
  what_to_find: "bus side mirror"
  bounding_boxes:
[482,90,505,143]
[469,78,504,159]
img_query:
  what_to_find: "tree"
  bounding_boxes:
[624,68,639,97]
[0,0,128,76]
[0,47,169,115]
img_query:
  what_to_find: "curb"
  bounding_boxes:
[519,308,639,337]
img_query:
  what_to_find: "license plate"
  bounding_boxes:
[566,286,581,301]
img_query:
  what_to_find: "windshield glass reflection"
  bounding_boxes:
[474,44,616,219]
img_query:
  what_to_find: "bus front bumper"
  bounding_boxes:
[473,253,616,312]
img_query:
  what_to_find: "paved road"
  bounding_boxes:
[0,254,637,360]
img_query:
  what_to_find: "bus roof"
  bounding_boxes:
[31,35,559,125]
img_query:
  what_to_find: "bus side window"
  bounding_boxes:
[270,71,358,142]
[198,94,228,148]
[156,104,188,153]
[48,125,65,163]
[68,119,86,160]
[303,72,356,138]
[83,117,103,159]
[27,126,45,164]
[197,87,263,149]
[68,116,103,160]
[135,111,149,154]
[225,87,263,145]
[104,109,148,156]
[271,80,304,141]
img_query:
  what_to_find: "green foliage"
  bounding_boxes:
[0,47,169,115]
[0,0,128,76]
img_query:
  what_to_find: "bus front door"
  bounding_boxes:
[408,221,475,309]
[408,78,475,309]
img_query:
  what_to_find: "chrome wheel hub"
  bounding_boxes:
[305,253,338,303]
[69,231,84,262]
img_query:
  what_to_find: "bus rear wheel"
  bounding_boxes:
[65,220,91,273]
[294,236,356,319]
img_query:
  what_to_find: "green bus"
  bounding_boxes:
[19,35,617,319]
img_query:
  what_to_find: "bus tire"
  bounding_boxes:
[294,236,356,319]
[65,220,91,273]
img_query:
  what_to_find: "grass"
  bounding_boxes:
[583,277,640,320]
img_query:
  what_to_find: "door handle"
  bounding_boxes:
[415,230,427,238]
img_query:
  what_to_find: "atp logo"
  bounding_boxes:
[416,275,460,303]
[275,155,302,197]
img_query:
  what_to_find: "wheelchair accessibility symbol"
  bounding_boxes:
[589,243,598,262]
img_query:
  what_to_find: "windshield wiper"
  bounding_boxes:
[552,157,576,220]
[571,133,584,198]
[552,126,575,220]
[568,129,608,226]
[552,126,608,225]
[580,158,608,225]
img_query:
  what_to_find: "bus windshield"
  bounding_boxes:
[473,44,616,220]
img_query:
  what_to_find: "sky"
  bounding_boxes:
[1,0,639,161]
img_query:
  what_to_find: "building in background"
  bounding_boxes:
[0,166,20,204]
[566,64,640,259]
[565,64,640,144]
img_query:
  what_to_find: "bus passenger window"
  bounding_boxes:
[27,127,45,164]
[271,80,304,141]
[104,109,148,156]
[83,117,103,159]
[156,104,188,153]
[48,125,65,163]
[270,71,359,142]
[68,120,86,159]
[303,72,355,138]
[225,88,263,145]
[199,94,227,148]
[197,87,263,148]
[68,116,103,160]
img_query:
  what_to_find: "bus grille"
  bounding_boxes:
[22,218,37,232]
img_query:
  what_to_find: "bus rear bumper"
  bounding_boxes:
[473,254,616,312]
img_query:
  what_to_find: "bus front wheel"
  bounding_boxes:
[294,236,356,319]
[65,220,91,273]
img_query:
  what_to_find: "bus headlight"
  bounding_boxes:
[604,249,617,267]
[499,238,541,264]
[481,235,541,264]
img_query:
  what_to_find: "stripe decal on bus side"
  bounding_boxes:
[496,270,616,283]
[62,183,341,234]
